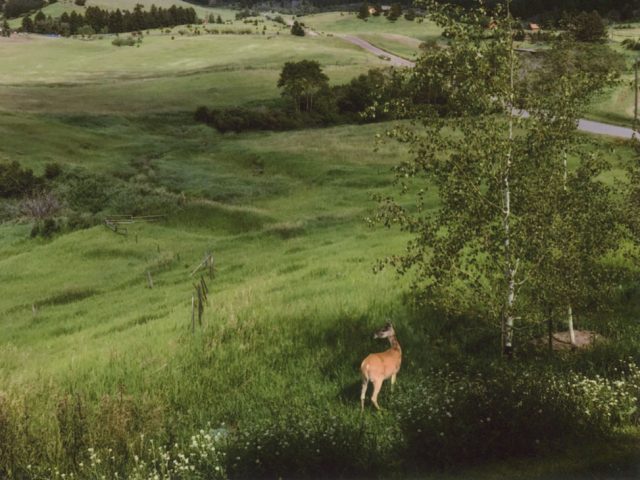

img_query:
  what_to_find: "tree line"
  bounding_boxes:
[2,0,45,19]
[20,4,198,35]
[194,61,406,133]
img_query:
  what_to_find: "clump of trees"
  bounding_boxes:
[564,10,608,42]
[195,61,401,133]
[373,0,633,355]
[0,160,44,198]
[386,3,403,21]
[20,4,197,35]
[2,0,44,19]
[290,20,305,36]
[358,2,370,20]
[277,60,329,113]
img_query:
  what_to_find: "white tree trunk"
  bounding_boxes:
[503,31,517,354]
[562,155,575,348]
[568,306,576,346]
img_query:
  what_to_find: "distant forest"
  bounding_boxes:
[21,5,198,35]
[4,0,640,25]
[187,0,640,21]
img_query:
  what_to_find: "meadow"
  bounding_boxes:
[1,6,640,479]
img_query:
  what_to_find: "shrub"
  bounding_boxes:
[567,10,608,42]
[404,9,416,21]
[112,36,137,47]
[622,38,640,50]
[0,160,42,198]
[31,218,59,238]
[195,106,305,133]
[44,162,62,180]
[394,365,640,467]
[20,190,61,219]
[290,20,305,36]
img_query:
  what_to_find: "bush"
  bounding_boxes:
[43,162,62,180]
[567,10,608,42]
[404,9,416,21]
[394,364,640,466]
[622,37,640,50]
[112,36,137,47]
[194,106,305,133]
[20,190,61,219]
[31,218,60,238]
[290,20,305,36]
[0,160,42,198]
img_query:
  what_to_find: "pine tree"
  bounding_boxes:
[358,2,370,20]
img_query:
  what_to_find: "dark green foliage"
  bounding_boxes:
[194,106,304,133]
[404,8,416,21]
[334,67,400,120]
[234,8,257,20]
[357,2,370,20]
[396,365,640,466]
[278,59,329,113]
[622,37,640,50]
[3,0,43,19]
[290,20,305,36]
[74,0,85,5]
[112,36,138,47]
[1,19,10,36]
[21,15,34,32]
[375,1,630,354]
[566,10,608,42]
[30,218,59,238]
[52,167,176,219]
[196,66,402,133]
[386,3,402,21]
[20,4,198,36]
[43,162,62,180]
[0,161,42,198]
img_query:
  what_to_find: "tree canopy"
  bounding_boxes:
[277,60,329,113]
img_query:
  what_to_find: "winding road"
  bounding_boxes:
[338,35,636,140]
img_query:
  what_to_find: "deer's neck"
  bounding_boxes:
[388,335,401,353]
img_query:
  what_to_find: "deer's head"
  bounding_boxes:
[373,322,395,340]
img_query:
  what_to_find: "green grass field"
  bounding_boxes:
[0,33,385,115]
[301,11,442,40]
[1,10,640,479]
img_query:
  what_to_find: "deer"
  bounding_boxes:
[360,322,402,411]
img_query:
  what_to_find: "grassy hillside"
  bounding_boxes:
[300,11,441,40]
[0,32,385,115]
[1,11,640,480]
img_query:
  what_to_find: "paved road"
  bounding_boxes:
[340,34,415,67]
[339,35,636,140]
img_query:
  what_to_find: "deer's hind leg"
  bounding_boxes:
[371,378,384,410]
[360,378,369,411]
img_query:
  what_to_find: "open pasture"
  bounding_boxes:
[300,11,442,40]
[1,8,640,479]
[0,32,386,114]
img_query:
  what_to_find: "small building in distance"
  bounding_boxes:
[528,23,541,32]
